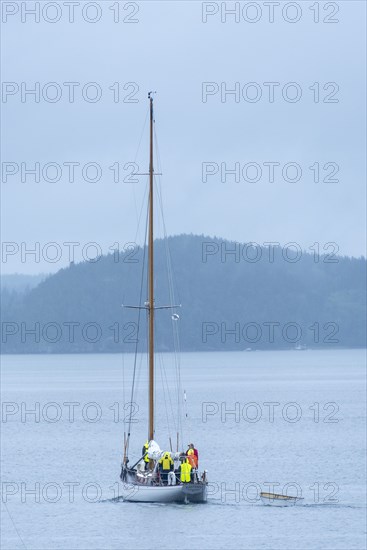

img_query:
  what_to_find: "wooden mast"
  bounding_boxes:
[148,92,154,441]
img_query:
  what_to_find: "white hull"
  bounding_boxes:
[120,464,207,503]
[120,476,207,503]
[260,492,302,507]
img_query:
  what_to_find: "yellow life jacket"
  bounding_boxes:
[180,460,192,482]
[143,441,150,462]
[160,452,173,471]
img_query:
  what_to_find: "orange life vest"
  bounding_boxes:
[187,448,198,468]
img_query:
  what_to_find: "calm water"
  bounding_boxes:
[1,350,366,550]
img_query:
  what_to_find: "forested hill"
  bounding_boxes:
[1,235,366,353]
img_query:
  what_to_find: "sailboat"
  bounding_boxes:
[119,93,208,503]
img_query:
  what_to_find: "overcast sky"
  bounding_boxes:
[1,0,366,274]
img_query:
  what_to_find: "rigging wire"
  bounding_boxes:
[125,197,149,457]
[120,107,149,457]
[157,352,173,443]
[124,107,188,457]
[153,123,185,449]
[132,107,149,230]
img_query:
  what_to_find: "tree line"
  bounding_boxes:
[1,235,366,353]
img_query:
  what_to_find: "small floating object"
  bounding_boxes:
[260,491,304,507]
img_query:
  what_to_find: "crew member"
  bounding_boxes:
[187,445,198,482]
[159,452,174,485]
[142,441,150,470]
[189,443,199,468]
[187,447,197,469]
[179,457,192,484]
